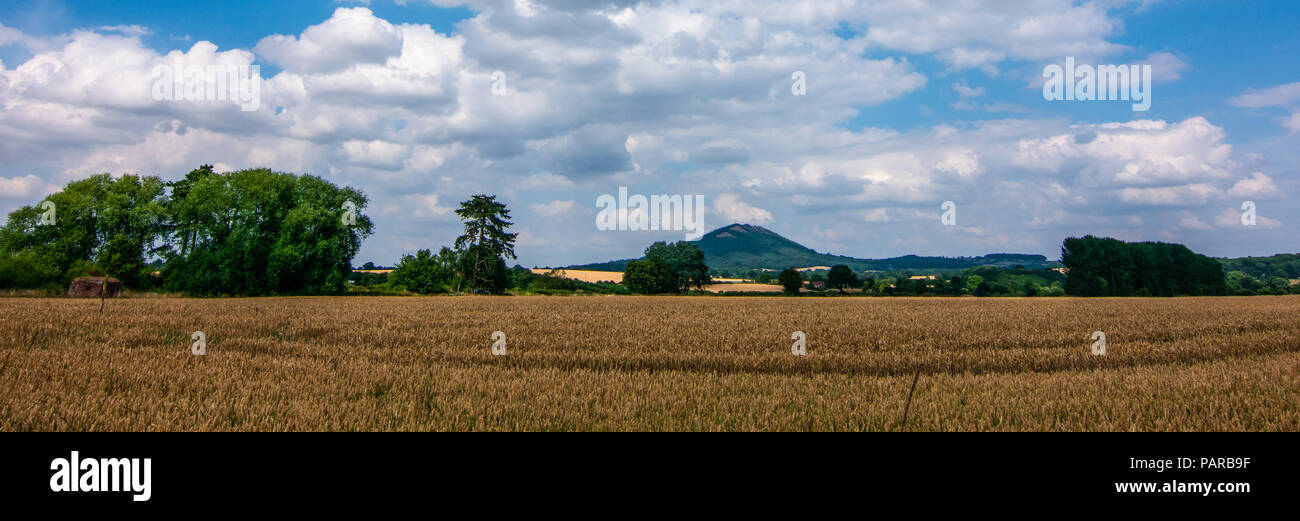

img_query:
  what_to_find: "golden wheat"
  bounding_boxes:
[1,296,1297,431]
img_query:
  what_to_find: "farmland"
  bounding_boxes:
[1,296,1298,431]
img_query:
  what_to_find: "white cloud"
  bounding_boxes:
[712,193,773,224]
[1177,211,1212,231]
[952,82,985,98]
[1229,82,1300,108]
[0,175,58,200]
[0,21,26,48]
[1226,173,1280,199]
[1141,51,1188,83]
[254,7,403,73]
[342,140,410,170]
[384,193,453,220]
[1013,117,1233,187]
[1213,207,1282,229]
[530,199,576,217]
[1117,184,1221,206]
[97,25,152,37]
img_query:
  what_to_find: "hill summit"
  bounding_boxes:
[568,223,1050,271]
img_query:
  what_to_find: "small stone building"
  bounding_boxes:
[68,277,123,298]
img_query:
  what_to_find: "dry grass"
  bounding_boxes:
[1,296,1298,431]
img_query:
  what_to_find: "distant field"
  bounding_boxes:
[703,283,784,293]
[2,296,1298,431]
[532,269,768,291]
[529,269,623,283]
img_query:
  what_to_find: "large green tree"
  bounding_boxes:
[622,242,710,294]
[162,168,372,295]
[0,173,167,288]
[827,265,859,293]
[453,194,517,294]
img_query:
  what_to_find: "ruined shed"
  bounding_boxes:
[68,277,123,298]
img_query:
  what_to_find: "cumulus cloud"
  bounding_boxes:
[0,2,1291,265]
[0,175,59,200]
[712,193,773,224]
[1013,117,1233,187]
[1227,173,1281,199]
[254,7,404,73]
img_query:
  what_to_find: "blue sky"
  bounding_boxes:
[1,0,1297,267]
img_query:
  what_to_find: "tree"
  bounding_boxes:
[624,258,669,294]
[1,173,167,289]
[779,268,802,294]
[645,241,709,292]
[163,168,372,295]
[827,265,859,293]
[2,167,372,295]
[391,247,458,294]
[454,195,517,294]
[1062,236,1224,296]
[623,242,710,294]
[862,277,876,292]
[975,282,992,297]
[948,276,964,295]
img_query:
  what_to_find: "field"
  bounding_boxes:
[529,268,623,283]
[1,296,1298,431]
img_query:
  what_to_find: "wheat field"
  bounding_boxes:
[1,296,1298,431]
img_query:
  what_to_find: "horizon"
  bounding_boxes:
[1,1,1297,267]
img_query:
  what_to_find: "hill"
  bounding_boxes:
[568,223,1051,272]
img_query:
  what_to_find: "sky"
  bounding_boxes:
[0,0,1297,267]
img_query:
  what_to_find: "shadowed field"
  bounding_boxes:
[2,296,1298,431]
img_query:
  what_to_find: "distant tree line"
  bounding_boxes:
[1219,253,1300,295]
[1061,236,1226,296]
[769,264,1068,297]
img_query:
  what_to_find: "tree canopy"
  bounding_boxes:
[0,167,371,296]
[623,241,710,294]
[454,194,517,294]
[0,173,167,289]
[1061,236,1225,296]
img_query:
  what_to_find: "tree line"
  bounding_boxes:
[3,169,1289,298]
[1,166,371,295]
[1060,236,1227,296]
